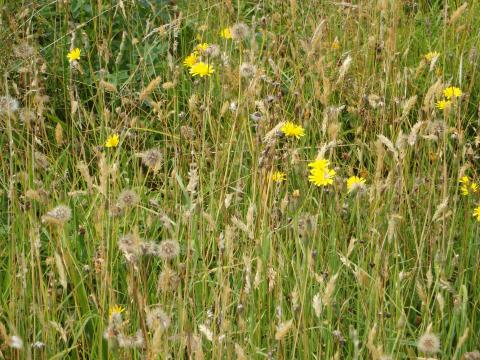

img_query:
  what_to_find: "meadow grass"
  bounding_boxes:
[1,0,480,358]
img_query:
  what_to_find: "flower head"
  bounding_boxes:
[331,38,340,50]
[424,51,440,62]
[189,62,214,77]
[220,27,232,39]
[109,304,125,319]
[308,159,330,170]
[194,43,209,53]
[0,96,19,115]
[436,99,451,110]
[417,332,441,354]
[105,134,119,148]
[473,206,480,222]
[443,86,462,99]
[309,167,336,187]
[271,171,287,183]
[346,176,366,193]
[183,53,198,67]
[67,48,81,62]
[280,121,305,139]
[239,62,257,78]
[137,148,163,172]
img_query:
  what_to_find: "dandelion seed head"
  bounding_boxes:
[417,332,441,354]
[0,96,19,115]
[138,148,163,172]
[117,189,140,209]
[146,306,171,331]
[42,205,72,225]
[239,62,257,78]
[157,239,180,260]
[231,23,250,40]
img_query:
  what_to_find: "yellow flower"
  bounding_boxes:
[280,121,305,139]
[109,304,125,318]
[104,134,119,148]
[220,27,232,39]
[194,43,209,53]
[67,48,81,62]
[271,171,286,183]
[436,99,451,110]
[309,167,336,187]
[473,205,480,222]
[308,159,330,170]
[459,176,470,185]
[424,51,440,62]
[331,38,340,50]
[189,62,214,77]
[443,86,462,99]
[346,176,366,193]
[471,182,479,193]
[183,53,198,67]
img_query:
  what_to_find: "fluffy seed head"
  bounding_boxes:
[231,23,250,40]
[146,306,171,331]
[42,205,72,225]
[117,189,140,209]
[137,148,163,172]
[0,96,19,116]
[157,239,180,260]
[417,332,440,354]
[239,62,257,78]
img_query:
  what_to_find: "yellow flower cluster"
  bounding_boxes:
[183,43,215,77]
[459,176,478,196]
[436,86,462,110]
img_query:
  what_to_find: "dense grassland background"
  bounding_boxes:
[1,0,480,358]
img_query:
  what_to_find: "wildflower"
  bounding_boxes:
[331,38,340,50]
[271,171,287,183]
[221,27,232,39]
[436,99,451,110]
[0,96,19,115]
[424,51,440,62]
[473,205,480,222]
[308,159,330,171]
[105,134,119,147]
[137,148,163,172]
[194,43,209,53]
[183,52,198,67]
[443,86,462,99]
[67,48,81,62]
[42,205,72,225]
[280,121,305,139]
[189,62,214,77]
[239,62,257,78]
[109,304,125,319]
[117,189,140,209]
[230,23,250,40]
[157,239,180,260]
[309,167,336,187]
[346,176,366,193]
[417,332,441,354]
